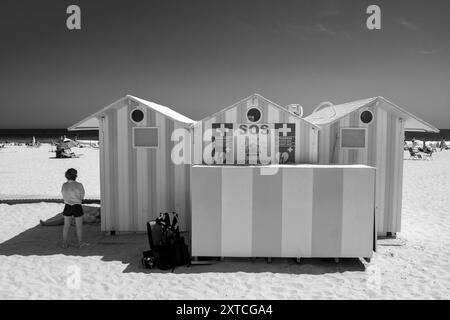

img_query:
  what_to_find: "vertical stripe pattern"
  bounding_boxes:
[191,165,375,258]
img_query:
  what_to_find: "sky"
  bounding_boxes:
[0,0,449,129]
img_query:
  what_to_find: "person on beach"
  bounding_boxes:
[441,138,446,151]
[61,168,88,248]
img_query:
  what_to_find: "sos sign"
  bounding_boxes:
[237,124,270,135]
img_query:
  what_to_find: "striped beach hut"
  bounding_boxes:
[192,93,320,165]
[304,96,439,235]
[69,95,195,233]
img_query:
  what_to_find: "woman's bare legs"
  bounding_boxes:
[62,216,71,248]
[75,216,83,246]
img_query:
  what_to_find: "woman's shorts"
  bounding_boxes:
[63,204,84,217]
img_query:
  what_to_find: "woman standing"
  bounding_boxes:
[61,168,88,248]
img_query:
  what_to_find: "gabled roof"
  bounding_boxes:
[68,95,196,131]
[192,93,321,130]
[304,96,439,133]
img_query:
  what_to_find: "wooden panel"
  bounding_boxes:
[191,165,375,258]
[252,168,283,256]
[147,109,157,222]
[174,123,187,231]
[341,168,375,257]
[193,123,203,164]
[312,168,343,257]
[221,167,253,256]
[136,107,149,231]
[394,120,405,232]
[98,116,107,231]
[128,105,138,231]
[191,167,222,256]
[109,109,119,231]
[318,126,330,164]
[116,106,131,231]
[375,107,387,232]
[267,104,280,122]
[155,113,166,215]
[309,128,318,163]
[281,168,313,257]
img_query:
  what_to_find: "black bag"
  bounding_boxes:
[171,236,191,267]
[148,212,191,271]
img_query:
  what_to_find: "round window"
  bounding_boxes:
[131,109,144,123]
[246,107,262,123]
[360,110,374,124]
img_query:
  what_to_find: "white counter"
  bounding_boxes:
[191,165,376,259]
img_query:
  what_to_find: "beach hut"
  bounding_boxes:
[304,96,439,235]
[69,95,195,233]
[69,93,438,247]
[192,93,320,165]
[189,93,375,259]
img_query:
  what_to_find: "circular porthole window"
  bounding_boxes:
[246,107,262,123]
[130,109,144,123]
[360,110,374,124]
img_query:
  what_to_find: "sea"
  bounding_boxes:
[0,128,449,144]
[0,129,98,144]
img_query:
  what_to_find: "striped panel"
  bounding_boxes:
[193,124,203,164]
[139,107,150,230]
[116,106,131,231]
[288,117,301,163]
[341,168,375,257]
[191,166,375,258]
[252,168,283,257]
[202,117,216,164]
[174,123,187,231]
[375,107,387,232]
[267,104,280,122]
[312,168,343,257]
[109,109,119,231]
[128,104,138,231]
[281,168,313,257]
[221,167,253,256]
[166,118,175,214]
[147,110,158,222]
[367,108,377,166]
[191,167,222,256]
[98,116,108,231]
[309,128,318,163]
[155,113,167,216]
[394,119,405,232]
[383,113,394,232]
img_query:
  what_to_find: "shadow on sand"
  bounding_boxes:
[0,215,367,275]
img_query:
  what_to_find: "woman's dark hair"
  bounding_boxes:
[65,168,78,181]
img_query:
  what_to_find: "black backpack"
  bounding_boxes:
[144,213,191,271]
[171,236,191,267]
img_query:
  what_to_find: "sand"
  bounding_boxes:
[0,145,99,200]
[0,145,449,299]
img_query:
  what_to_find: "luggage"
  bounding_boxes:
[144,212,191,271]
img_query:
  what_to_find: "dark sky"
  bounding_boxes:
[1,0,449,129]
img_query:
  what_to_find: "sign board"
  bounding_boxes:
[210,123,296,164]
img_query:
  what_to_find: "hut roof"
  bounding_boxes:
[192,93,321,130]
[304,96,439,133]
[68,95,196,131]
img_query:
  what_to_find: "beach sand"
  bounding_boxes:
[0,145,99,200]
[0,145,449,299]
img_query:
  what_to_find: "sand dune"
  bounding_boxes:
[0,147,449,299]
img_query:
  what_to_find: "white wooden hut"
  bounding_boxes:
[192,93,320,165]
[304,96,439,235]
[69,95,195,233]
